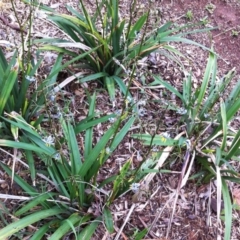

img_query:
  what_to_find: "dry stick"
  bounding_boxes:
[210,153,222,239]
[206,181,212,227]
[117,132,184,238]
[132,79,160,100]
[166,149,194,238]
[102,230,110,240]
[0,147,57,189]
[181,150,195,188]
[132,132,185,204]
[11,147,18,186]
[53,72,86,93]
[114,204,136,240]
[138,216,156,239]
[0,194,31,200]
[135,185,161,213]
[147,192,176,236]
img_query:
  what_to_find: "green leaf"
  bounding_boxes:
[44,46,100,82]
[77,217,101,240]
[15,192,56,217]
[111,0,120,56]
[2,113,40,137]
[135,228,148,240]
[0,48,8,70]
[31,220,61,240]
[223,176,240,184]
[21,0,54,12]
[109,116,135,151]
[79,72,107,84]
[25,149,36,184]
[220,100,227,151]
[0,162,40,198]
[109,159,131,203]
[48,54,64,86]
[153,75,184,101]
[103,206,114,233]
[195,52,215,115]
[46,161,70,198]
[87,116,135,179]
[0,139,46,153]
[79,120,118,178]
[183,73,192,107]
[105,76,115,101]
[0,67,18,116]
[200,67,234,119]
[225,76,240,111]
[225,98,240,122]
[222,179,232,240]
[74,114,115,134]
[113,76,132,98]
[62,120,82,174]
[49,214,91,240]
[128,13,147,43]
[132,134,186,146]
[160,36,214,53]
[225,130,240,160]
[84,93,96,158]
[157,21,173,34]
[0,207,66,239]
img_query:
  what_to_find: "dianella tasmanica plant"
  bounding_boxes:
[152,52,240,240]
[0,92,136,239]
[29,0,214,100]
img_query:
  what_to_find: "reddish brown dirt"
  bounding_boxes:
[170,0,240,75]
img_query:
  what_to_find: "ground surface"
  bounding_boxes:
[0,0,240,239]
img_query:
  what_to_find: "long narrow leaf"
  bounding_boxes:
[0,68,18,116]
[79,120,119,177]
[193,52,215,117]
[225,130,240,160]
[0,207,66,239]
[105,76,115,100]
[160,36,215,53]
[15,192,56,216]
[49,214,91,240]
[103,206,114,233]
[84,93,96,159]
[0,162,37,195]
[220,100,227,151]
[77,217,101,240]
[0,139,47,153]
[25,149,36,185]
[222,179,232,240]
[74,114,115,134]
[153,75,183,101]
[31,220,61,240]
[87,116,135,179]
[128,14,148,44]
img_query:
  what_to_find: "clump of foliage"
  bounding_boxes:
[0,91,137,238]
[185,10,194,21]
[133,52,240,240]
[25,0,213,100]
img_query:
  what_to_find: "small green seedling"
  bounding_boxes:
[231,29,239,37]
[200,16,209,26]
[185,10,193,21]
